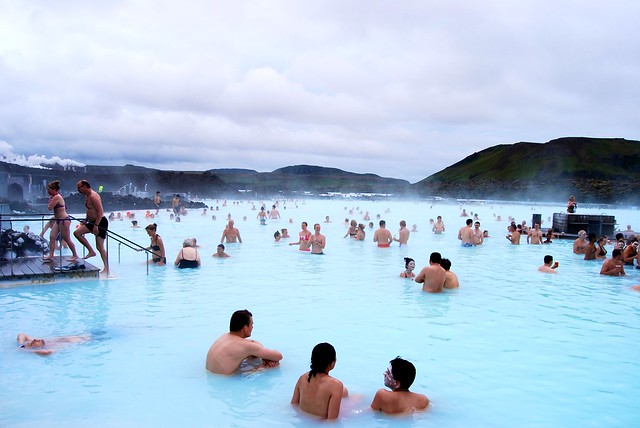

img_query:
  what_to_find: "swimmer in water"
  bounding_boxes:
[17,333,91,356]
[370,357,429,414]
[291,342,348,420]
[400,257,416,279]
[538,255,559,274]
[373,220,393,247]
[289,222,312,251]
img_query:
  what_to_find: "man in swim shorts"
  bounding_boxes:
[432,216,445,234]
[458,219,474,247]
[73,180,109,274]
[310,223,326,254]
[414,252,446,293]
[393,220,410,246]
[205,309,282,375]
[373,220,393,247]
[370,357,429,414]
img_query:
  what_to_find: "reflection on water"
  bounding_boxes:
[1,199,640,427]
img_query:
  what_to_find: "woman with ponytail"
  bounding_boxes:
[291,342,348,419]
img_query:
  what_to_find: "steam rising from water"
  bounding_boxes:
[0,140,85,169]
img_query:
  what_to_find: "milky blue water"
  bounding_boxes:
[1,199,639,427]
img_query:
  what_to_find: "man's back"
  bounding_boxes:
[206,334,256,374]
[415,265,446,293]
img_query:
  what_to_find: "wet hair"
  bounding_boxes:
[379,220,386,226]
[217,244,225,250]
[145,223,157,231]
[466,219,473,226]
[440,258,452,271]
[544,255,554,264]
[274,230,281,238]
[615,233,624,241]
[400,220,406,227]
[79,179,91,188]
[404,257,414,268]
[429,252,442,264]
[350,219,357,226]
[588,232,597,242]
[612,249,622,258]
[48,180,61,191]
[390,357,416,389]
[229,309,252,332]
[307,342,336,382]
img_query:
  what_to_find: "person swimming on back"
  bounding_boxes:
[17,333,91,356]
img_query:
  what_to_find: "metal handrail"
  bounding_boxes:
[0,213,154,275]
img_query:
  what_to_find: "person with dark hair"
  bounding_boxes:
[400,257,416,279]
[212,244,230,258]
[584,233,598,260]
[600,249,626,276]
[74,179,109,274]
[370,357,429,414]
[538,255,559,274]
[206,309,282,375]
[622,238,638,266]
[440,258,460,288]
[44,180,79,262]
[291,342,347,419]
[595,236,608,259]
[138,223,166,265]
[458,218,474,247]
[289,222,311,251]
[373,220,393,248]
[414,252,446,293]
[153,191,161,215]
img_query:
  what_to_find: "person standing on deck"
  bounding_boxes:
[73,180,109,274]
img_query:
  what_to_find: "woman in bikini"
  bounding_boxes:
[289,222,312,251]
[141,223,166,265]
[44,180,79,262]
[399,257,416,279]
[595,236,608,259]
[343,220,358,239]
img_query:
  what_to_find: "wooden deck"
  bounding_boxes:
[0,256,100,287]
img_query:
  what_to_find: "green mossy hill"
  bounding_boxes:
[414,137,640,203]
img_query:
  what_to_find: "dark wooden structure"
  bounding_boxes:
[0,256,100,287]
[551,213,616,239]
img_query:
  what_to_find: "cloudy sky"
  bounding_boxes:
[0,1,638,182]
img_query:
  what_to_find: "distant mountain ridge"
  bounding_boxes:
[1,137,639,205]
[415,137,640,203]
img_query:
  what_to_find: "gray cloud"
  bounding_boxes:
[0,0,638,182]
